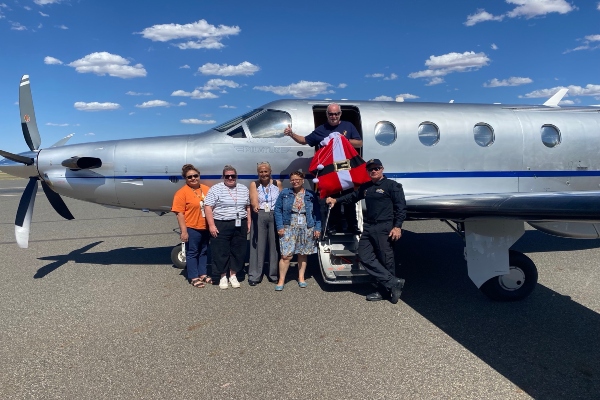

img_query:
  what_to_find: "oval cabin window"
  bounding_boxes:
[541,124,561,148]
[374,121,397,146]
[473,123,494,147]
[418,122,440,146]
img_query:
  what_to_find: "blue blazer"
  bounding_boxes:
[274,188,321,231]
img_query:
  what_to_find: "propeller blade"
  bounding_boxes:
[41,181,74,220]
[0,149,34,165]
[15,177,39,249]
[19,75,41,151]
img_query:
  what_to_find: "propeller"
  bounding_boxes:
[0,74,75,248]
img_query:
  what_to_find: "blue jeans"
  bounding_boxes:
[186,228,209,280]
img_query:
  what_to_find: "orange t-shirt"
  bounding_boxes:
[171,184,210,230]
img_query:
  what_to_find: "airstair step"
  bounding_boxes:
[330,249,356,257]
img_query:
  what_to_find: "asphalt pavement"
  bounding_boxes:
[1,178,599,399]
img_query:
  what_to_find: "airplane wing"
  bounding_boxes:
[406,191,600,221]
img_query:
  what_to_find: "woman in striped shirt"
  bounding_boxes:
[204,165,251,289]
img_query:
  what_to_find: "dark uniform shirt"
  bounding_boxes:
[304,121,361,148]
[337,176,407,228]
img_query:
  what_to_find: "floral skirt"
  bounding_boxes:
[279,221,317,257]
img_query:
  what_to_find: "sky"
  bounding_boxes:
[0,0,599,154]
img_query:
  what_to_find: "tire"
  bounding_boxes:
[479,250,538,301]
[171,243,186,269]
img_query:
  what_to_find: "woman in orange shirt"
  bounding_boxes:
[172,164,211,288]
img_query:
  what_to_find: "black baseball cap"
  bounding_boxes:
[366,158,383,168]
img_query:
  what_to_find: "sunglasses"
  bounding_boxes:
[327,112,341,116]
[224,174,237,179]
[186,174,199,179]
[290,179,303,182]
[367,167,382,172]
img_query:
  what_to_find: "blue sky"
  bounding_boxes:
[0,0,599,154]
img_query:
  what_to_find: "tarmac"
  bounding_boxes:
[1,177,599,399]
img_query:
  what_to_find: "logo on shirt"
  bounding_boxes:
[376,189,385,194]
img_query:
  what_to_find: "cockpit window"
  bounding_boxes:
[246,110,291,138]
[214,109,263,132]
[227,126,246,139]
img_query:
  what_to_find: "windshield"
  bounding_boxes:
[214,109,263,132]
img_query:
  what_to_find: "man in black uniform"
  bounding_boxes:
[326,159,406,303]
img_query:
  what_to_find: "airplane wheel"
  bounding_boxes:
[171,243,186,269]
[479,250,538,301]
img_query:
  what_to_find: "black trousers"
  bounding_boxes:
[358,221,397,290]
[211,219,248,275]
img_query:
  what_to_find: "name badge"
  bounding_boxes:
[264,203,270,212]
[200,200,205,218]
[235,218,241,227]
[297,214,305,226]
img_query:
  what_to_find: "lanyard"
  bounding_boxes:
[226,185,238,206]
[294,189,304,212]
[191,187,205,201]
[260,183,271,207]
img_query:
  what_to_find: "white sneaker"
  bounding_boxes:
[229,275,241,288]
[219,276,229,290]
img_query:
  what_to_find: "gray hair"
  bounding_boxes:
[256,161,271,171]
[222,165,237,176]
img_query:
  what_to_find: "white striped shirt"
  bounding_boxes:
[205,182,250,220]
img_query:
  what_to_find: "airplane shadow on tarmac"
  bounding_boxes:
[36,231,600,398]
[393,230,599,399]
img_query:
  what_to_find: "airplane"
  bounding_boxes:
[2,74,600,302]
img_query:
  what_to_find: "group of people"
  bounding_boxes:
[171,103,407,303]
[172,163,321,292]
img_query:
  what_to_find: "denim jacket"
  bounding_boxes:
[274,188,321,231]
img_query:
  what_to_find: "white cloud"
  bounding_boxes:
[371,95,394,101]
[506,0,575,19]
[135,100,174,108]
[180,65,190,69]
[198,61,259,76]
[126,91,152,96]
[68,52,147,79]
[200,79,240,91]
[220,105,236,108]
[564,34,600,53]
[254,80,333,98]
[585,34,600,42]
[74,102,121,111]
[338,83,347,88]
[396,93,420,100]
[171,89,218,99]
[57,24,68,29]
[44,56,63,65]
[366,73,384,78]
[384,73,398,81]
[34,0,62,4]
[84,132,95,136]
[11,22,27,30]
[426,77,445,86]
[138,19,240,50]
[597,2,600,10]
[466,0,576,26]
[45,122,69,126]
[409,51,490,84]
[181,119,216,124]
[178,102,186,106]
[491,43,498,50]
[24,6,31,10]
[484,77,533,87]
[522,84,600,98]
[465,9,504,26]
[39,11,48,16]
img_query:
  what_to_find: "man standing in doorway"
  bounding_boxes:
[326,158,406,303]
[284,103,363,235]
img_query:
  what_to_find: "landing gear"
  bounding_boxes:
[479,250,538,301]
[171,243,186,269]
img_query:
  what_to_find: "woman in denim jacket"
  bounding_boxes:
[273,171,321,290]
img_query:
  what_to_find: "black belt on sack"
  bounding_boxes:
[365,219,390,224]
[316,155,364,175]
